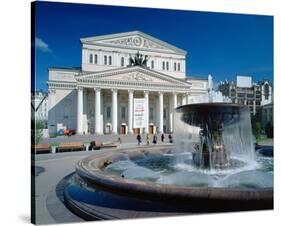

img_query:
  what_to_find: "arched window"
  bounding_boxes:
[166,62,169,70]
[109,56,112,65]
[177,63,181,72]
[104,55,107,65]
[89,54,93,64]
[151,60,154,69]
[94,54,98,64]
[162,61,165,70]
[121,57,124,67]
[174,62,177,71]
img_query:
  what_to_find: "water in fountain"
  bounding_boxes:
[104,75,272,188]
[173,104,256,169]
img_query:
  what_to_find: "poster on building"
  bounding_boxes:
[133,98,147,128]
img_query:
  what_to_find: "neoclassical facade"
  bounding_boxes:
[47,31,208,135]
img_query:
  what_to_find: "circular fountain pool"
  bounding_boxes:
[64,145,273,220]
[104,148,273,189]
[64,103,273,219]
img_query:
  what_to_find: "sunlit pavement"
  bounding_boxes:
[32,139,172,224]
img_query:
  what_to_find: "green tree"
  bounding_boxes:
[31,120,45,144]
[265,121,273,138]
[254,122,262,140]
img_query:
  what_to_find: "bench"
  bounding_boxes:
[31,144,51,154]
[57,142,85,153]
[89,140,119,151]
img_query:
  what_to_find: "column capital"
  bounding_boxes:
[94,87,101,92]
[128,89,134,94]
[111,88,118,93]
[157,91,163,96]
[144,90,149,95]
[77,86,83,91]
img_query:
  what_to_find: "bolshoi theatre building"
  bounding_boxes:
[47,31,209,136]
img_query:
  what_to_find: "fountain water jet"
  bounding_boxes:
[174,103,255,169]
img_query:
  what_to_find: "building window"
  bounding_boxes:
[163,108,166,119]
[166,62,169,70]
[89,54,93,64]
[264,84,269,100]
[109,56,112,65]
[149,107,154,121]
[94,54,98,64]
[104,55,107,65]
[106,106,111,120]
[121,107,126,120]
[178,63,181,71]
[151,60,154,69]
[121,57,124,67]
[174,62,177,71]
[162,61,165,70]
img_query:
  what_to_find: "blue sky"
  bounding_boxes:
[34,1,273,91]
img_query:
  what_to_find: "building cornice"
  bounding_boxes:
[77,66,191,87]
[80,30,186,55]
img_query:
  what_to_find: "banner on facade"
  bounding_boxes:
[133,98,147,128]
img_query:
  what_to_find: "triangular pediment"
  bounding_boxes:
[76,66,191,88]
[80,31,186,55]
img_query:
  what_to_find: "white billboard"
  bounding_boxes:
[236,76,252,88]
[133,98,147,128]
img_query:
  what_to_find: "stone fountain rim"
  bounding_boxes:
[75,145,273,202]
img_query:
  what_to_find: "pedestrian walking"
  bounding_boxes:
[168,133,173,143]
[153,134,157,144]
[161,133,164,142]
[136,133,141,145]
[146,133,150,145]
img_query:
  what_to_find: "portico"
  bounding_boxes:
[74,66,191,135]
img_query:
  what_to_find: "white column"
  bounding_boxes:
[83,90,88,134]
[158,91,164,133]
[169,93,178,133]
[173,92,178,109]
[169,94,173,132]
[182,93,188,105]
[77,87,83,134]
[144,91,149,133]
[112,89,118,134]
[128,90,134,134]
[94,88,101,134]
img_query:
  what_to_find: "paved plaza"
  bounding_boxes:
[33,134,172,224]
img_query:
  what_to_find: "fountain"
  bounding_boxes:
[174,103,254,169]
[63,76,273,220]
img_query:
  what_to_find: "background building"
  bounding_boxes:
[47,31,209,136]
[31,90,48,126]
[218,75,273,117]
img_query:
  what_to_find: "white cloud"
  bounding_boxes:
[35,37,51,52]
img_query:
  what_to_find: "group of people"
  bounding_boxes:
[136,133,173,145]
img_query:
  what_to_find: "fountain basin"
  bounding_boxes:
[64,146,273,220]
